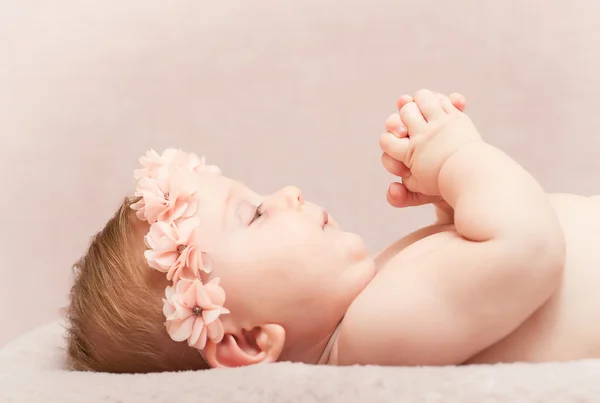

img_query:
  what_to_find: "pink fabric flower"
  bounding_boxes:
[162,278,230,350]
[134,148,220,180]
[131,164,199,224]
[201,160,221,175]
[131,148,228,352]
[134,149,164,180]
[144,217,208,282]
[189,154,221,175]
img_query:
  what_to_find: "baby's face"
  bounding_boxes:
[193,173,376,345]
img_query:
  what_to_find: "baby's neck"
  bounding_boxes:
[280,320,342,365]
[316,320,342,365]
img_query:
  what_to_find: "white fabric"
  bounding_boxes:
[1,322,600,402]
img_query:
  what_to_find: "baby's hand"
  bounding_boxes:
[380,91,468,207]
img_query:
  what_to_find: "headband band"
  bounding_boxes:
[131,149,229,351]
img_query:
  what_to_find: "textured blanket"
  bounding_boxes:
[1,322,599,402]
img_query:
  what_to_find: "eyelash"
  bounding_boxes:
[251,203,266,224]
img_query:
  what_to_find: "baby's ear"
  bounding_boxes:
[203,324,285,368]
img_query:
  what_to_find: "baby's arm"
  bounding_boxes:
[339,92,565,366]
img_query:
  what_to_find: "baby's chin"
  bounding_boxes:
[324,214,369,260]
[339,237,377,306]
[342,231,369,261]
[329,231,375,298]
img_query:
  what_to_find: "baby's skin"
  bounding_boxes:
[331,90,600,366]
[142,90,600,369]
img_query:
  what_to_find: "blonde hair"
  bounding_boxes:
[66,198,208,373]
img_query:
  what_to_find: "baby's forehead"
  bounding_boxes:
[196,174,260,209]
[198,174,249,195]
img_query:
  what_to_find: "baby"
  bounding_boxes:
[67,89,600,373]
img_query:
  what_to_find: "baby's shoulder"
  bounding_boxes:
[335,224,476,366]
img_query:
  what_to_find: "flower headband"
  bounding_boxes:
[130,148,229,352]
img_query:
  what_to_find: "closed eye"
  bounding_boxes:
[250,203,266,224]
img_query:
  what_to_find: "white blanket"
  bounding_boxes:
[1,322,599,403]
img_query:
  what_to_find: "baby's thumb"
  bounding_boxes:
[387,182,441,208]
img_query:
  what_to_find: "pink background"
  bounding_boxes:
[2,0,600,347]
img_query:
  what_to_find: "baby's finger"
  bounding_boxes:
[449,92,467,112]
[396,94,414,111]
[397,93,465,112]
[387,182,442,208]
[435,92,466,113]
[384,113,408,138]
[379,132,411,164]
[381,152,410,177]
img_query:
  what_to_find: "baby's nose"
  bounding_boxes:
[271,186,303,210]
